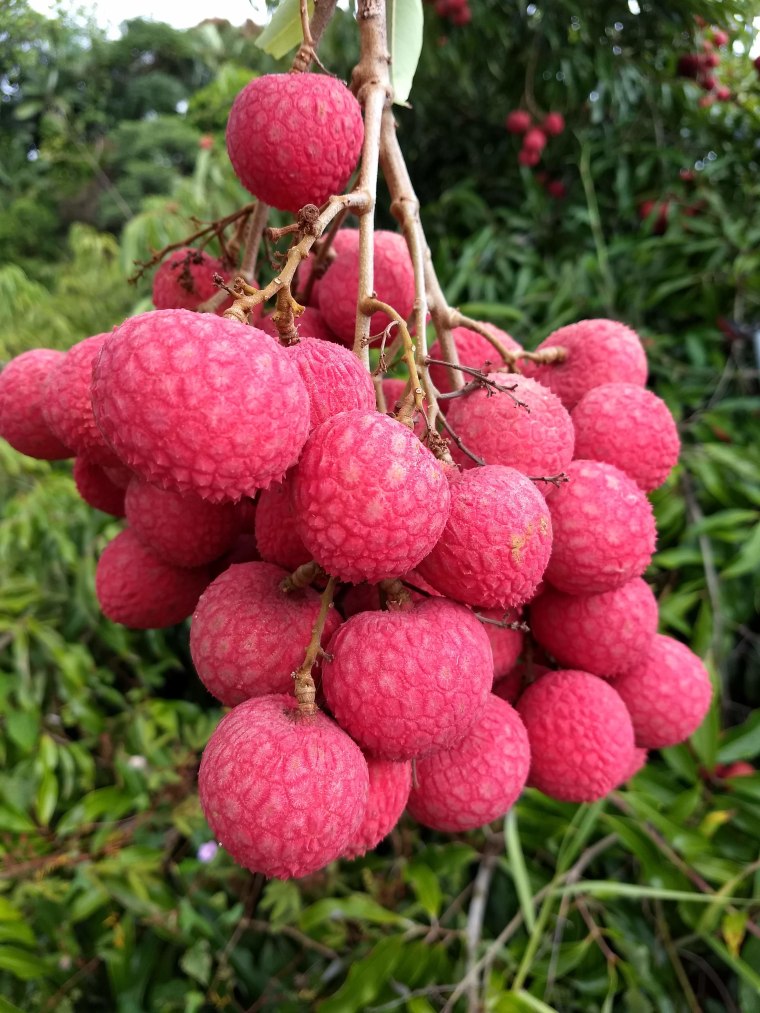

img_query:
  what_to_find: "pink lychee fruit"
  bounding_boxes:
[152,247,230,312]
[91,309,310,502]
[286,338,375,431]
[427,324,522,396]
[523,319,648,410]
[542,112,565,136]
[407,695,530,831]
[319,232,415,348]
[190,561,341,705]
[519,149,540,167]
[73,457,126,516]
[103,461,133,489]
[494,660,551,704]
[416,465,552,609]
[199,694,369,879]
[96,529,210,628]
[124,478,243,567]
[523,128,547,153]
[342,758,411,859]
[254,474,310,571]
[618,746,648,784]
[517,670,635,802]
[544,460,656,595]
[41,334,119,466]
[296,229,359,309]
[478,609,523,681]
[322,597,492,760]
[530,578,658,679]
[612,634,712,749]
[715,761,754,779]
[505,109,532,133]
[0,350,71,460]
[445,373,574,483]
[291,410,451,583]
[226,74,364,213]
[571,383,680,492]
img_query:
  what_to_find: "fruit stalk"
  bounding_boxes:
[291,0,339,74]
[292,575,337,715]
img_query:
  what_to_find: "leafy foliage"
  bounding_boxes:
[1,0,760,1010]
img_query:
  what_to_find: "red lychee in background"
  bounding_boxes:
[152,247,230,312]
[427,324,522,395]
[0,349,71,460]
[73,457,126,517]
[342,758,411,859]
[408,695,530,831]
[199,694,369,879]
[254,474,310,571]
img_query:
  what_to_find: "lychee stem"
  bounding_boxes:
[362,298,426,425]
[425,359,530,411]
[292,575,337,716]
[271,287,304,346]
[291,0,338,74]
[378,579,412,611]
[281,560,326,592]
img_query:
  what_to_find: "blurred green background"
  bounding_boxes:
[2,0,760,1009]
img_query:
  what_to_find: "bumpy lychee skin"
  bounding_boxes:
[619,747,648,784]
[42,334,118,466]
[91,310,310,502]
[530,578,658,679]
[494,661,551,704]
[479,610,523,681]
[96,529,210,629]
[544,460,656,595]
[319,232,415,347]
[322,598,492,761]
[287,339,375,431]
[571,383,680,492]
[254,474,310,571]
[103,461,133,489]
[125,479,242,567]
[343,758,411,859]
[152,247,230,312]
[428,324,522,396]
[199,694,369,879]
[226,74,364,213]
[0,350,71,460]
[190,562,342,706]
[408,695,530,831]
[523,319,647,410]
[613,635,712,749]
[445,374,574,482]
[517,670,635,802]
[296,229,359,309]
[416,466,552,609]
[291,410,451,583]
[73,458,126,516]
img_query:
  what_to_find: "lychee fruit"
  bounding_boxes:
[124,479,243,567]
[0,350,71,460]
[612,634,712,749]
[342,758,411,859]
[505,110,532,133]
[226,73,364,213]
[571,383,680,492]
[199,694,369,879]
[519,149,540,167]
[103,462,133,489]
[523,128,547,153]
[517,670,635,802]
[416,465,552,609]
[677,54,702,79]
[319,232,415,348]
[476,609,523,682]
[152,247,230,312]
[544,460,656,595]
[73,457,126,517]
[190,561,342,706]
[546,179,567,199]
[291,410,451,583]
[523,319,647,410]
[91,309,310,503]
[41,334,120,466]
[296,229,359,309]
[254,474,310,571]
[96,529,210,629]
[286,338,375,431]
[715,761,754,780]
[619,746,648,784]
[427,324,522,395]
[407,695,530,831]
[530,578,658,679]
[542,112,565,136]
[445,373,574,482]
[494,660,551,704]
[639,199,669,235]
[322,597,492,760]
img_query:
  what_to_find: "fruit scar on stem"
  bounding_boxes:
[292,575,338,716]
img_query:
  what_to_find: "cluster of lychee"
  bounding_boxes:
[638,170,706,236]
[505,108,565,171]
[677,23,732,106]
[0,70,713,882]
[423,0,471,28]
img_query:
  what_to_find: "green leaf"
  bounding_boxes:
[504,810,536,932]
[318,936,404,1013]
[388,0,424,104]
[180,940,212,986]
[300,893,412,932]
[35,768,58,826]
[718,711,760,763]
[721,521,760,578]
[0,946,48,981]
[255,0,314,59]
[0,997,27,1013]
[405,859,442,919]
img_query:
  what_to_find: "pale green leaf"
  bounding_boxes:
[388,0,424,104]
[255,0,314,59]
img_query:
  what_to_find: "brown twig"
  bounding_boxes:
[425,358,529,410]
[291,0,339,74]
[295,205,349,304]
[438,412,485,466]
[292,576,337,714]
[474,613,529,632]
[362,298,425,424]
[529,473,569,487]
[281,560,325,592]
